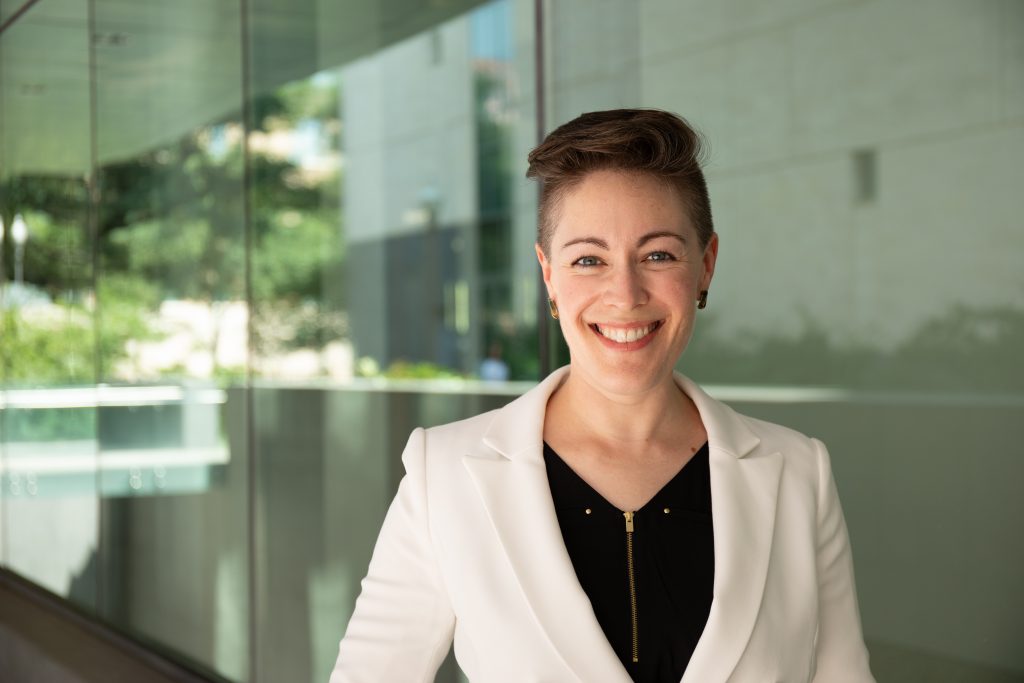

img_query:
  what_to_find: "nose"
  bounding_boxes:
[602,263,647,309]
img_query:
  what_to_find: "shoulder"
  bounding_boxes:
[739,412,821,453]
[420,408,502,452]
[410,368,568,464]
[680,373,824,458]
[725,409,837,509]
[397,406,507,475]
[682,372,830,486]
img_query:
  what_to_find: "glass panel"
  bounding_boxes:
[0,0,100,612]
[248,0,538,680]
[548,0,1024,679]
[12,1,1016,681]
[90,0,249,679]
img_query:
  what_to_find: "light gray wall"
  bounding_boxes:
[545,0,1024,349]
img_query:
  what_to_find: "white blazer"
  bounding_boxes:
[330,367,875,682]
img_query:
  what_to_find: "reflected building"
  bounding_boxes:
[1,1,1023,682]
[341,0,537,377]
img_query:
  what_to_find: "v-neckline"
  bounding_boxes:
[543,441,710,514]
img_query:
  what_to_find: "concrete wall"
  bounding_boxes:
[545,0,1024,351]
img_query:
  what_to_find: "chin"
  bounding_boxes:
[574,356,677,397]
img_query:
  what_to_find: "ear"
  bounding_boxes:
[700,232,719,291]
[535,243,555,298]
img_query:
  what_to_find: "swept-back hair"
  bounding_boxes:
[526,108,713,255]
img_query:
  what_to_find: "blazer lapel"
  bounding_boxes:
[678,375,784,683]
[463,368,783,683]
[462,368,631,683]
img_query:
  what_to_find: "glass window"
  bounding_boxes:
[246,2,537,680]
[547,0,1024,679]
[2,1,1021,681]
[89,1,250,679]
[1,0,100,613]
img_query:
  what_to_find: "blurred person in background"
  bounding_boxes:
[479,342,510,382]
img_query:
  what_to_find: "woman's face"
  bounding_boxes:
[536,169,718,399]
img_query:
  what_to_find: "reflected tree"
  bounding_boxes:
[2,76,346,384]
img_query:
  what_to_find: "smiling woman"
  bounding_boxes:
[330,110,875,683]
[535,169,716,409]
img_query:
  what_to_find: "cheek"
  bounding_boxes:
[551,276,592,309]
[656,272,697,300]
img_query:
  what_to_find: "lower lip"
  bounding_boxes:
[589,322,662,351]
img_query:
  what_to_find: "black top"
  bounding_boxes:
[543,442,714,683]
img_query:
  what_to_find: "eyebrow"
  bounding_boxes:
[561,231,687,250]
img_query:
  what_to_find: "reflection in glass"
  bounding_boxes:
[88,1,250,679]
[249,72,346,382]
[0,0,100,612]
[548,1,1024,679]
[249,2,536,681]
[3,0,1018,681]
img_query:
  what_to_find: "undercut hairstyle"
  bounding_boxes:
[526,108,713,256]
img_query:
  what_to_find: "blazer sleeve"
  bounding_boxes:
[329,428,455,683]
[809,438,876,682]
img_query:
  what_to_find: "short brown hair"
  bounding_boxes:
[526,108,713,255]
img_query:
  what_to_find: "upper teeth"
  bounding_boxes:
[596,323,656,343]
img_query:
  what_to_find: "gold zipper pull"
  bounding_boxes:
[623,509,639,663]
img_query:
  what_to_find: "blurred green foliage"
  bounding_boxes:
[1,73,345,387]
[381,360,466,380]
[1,308,93,384]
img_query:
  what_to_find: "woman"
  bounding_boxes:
[331,109,874,682]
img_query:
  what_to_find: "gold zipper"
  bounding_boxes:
[623,510,638,663]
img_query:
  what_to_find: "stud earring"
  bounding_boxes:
[697,290,708,309]
[548,299,559,319]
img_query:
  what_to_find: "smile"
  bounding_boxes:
[590,321,662,345]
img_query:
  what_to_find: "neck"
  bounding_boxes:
[549,367,695,446]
